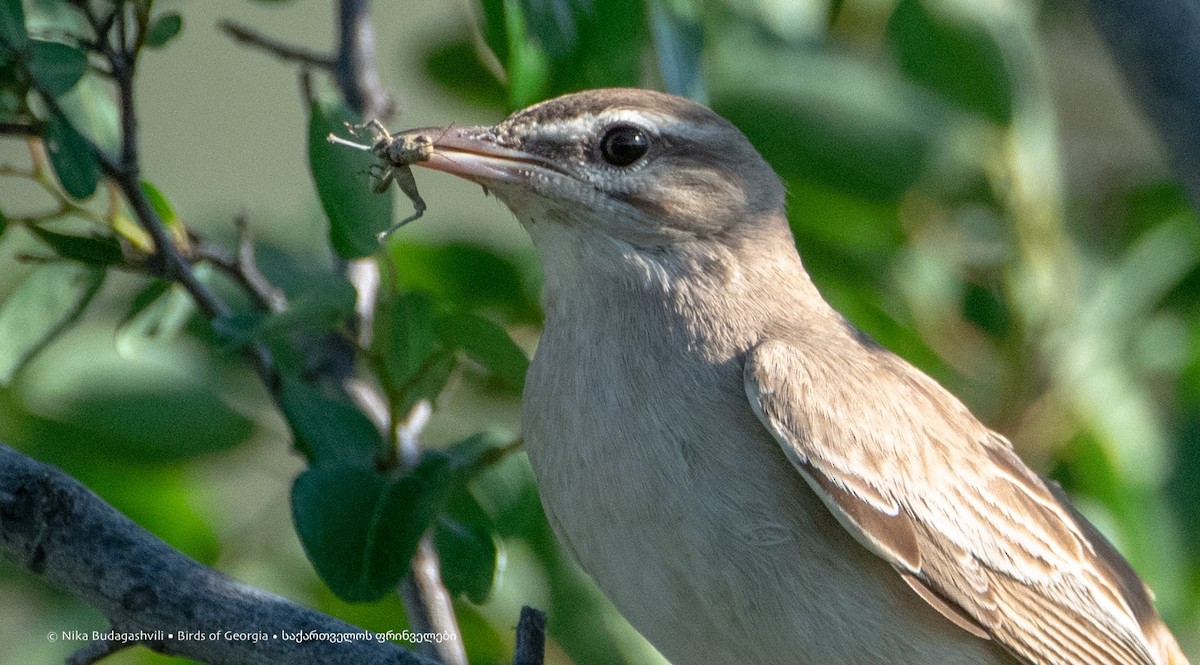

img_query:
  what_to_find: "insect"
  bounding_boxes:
[327,120,432,240]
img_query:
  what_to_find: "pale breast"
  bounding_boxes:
[521,288,1012,665]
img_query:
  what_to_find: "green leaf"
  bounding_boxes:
[886,0,1012,124]
[292,454,453,602]
[477,0,511,79]
[388,242,538,322]
[56,74,120,157]
[374,291,461,411]
[444,431,514,475]
[278,374,384,466]
[26,39,87,96]
[116,279,196,355]
[28,226,123,266]
[422,40,508,114]
[0,0,25,59]
[308,97,392,259]
[711,46,951,202]
[435,312,528,390]
[503,0,551,108]
[257,279,356,342]
[479,0,645,108]
[43,113,99,199]
[435,489,499,603]
[0,263,103,385]
[17,328,254,462]
[140,180,179,226]
[376,291,444,388]
[144,12,183,48]
[0,207,7,238]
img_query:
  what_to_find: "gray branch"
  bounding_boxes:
[1086,0,1200,212]
[0,444,435,665]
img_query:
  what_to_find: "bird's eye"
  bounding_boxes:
[599,125,649,167]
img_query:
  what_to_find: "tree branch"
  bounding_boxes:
[0,444,436,665]
[1086,0,1200,212]
[334,0,392,120]
[512,607,547,665]
[393,402,467,665]
[0,121,41,136]
[217,20,336,70]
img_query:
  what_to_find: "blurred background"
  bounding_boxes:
[0,0,1197,662]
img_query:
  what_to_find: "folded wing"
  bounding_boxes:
[744,336,1187,665]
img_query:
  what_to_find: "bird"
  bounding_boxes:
[390,88,1189,665]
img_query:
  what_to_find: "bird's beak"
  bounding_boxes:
[391,126,562,185]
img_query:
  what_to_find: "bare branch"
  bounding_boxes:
[395,402,468,665]
[0,121,41,136]
[0,444,437,665]
[334,0,393,120]
[218,20,335,70]
[194,216,289,314]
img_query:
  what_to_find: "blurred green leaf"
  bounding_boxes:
[435,489,499,603]
[435,312,528,391]
[423,39,508,114]
[24,0,85,36]
[292,454,452,602]
[56,73,120,156]
[144,12,183,48]
[376,291,442,387]
[886,0,1012,124]
[0,263,103,385]
[0,208,7,238]
[26,39,86,96]
[278,374,383,466]
[961,280,1009,337]
[477,0,510,68]
[258,278,356,341]
[477,0,644,108]
[712,48,953,201]
[17,332,255,462]
[141,180,179,226]
[116,280,196,354]
[0,0,27,58]
[445,430,514,475]
[28,226,123,266]
[647,0,706,101]
[308,96,392,259]
[388,242,538,322]
[502,0,550,108]
[43,113,99,199]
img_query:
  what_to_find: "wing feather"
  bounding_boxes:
[744,337,1186,665]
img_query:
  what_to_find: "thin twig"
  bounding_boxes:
[218,19,335,70]
[193,216,289,314]
[395,401,468,665]
[29,3,280,391]
[0,121,40,135]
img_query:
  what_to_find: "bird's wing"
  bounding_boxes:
[744,337,1188,665]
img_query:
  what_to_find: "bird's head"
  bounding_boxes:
[398,88,789,251]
